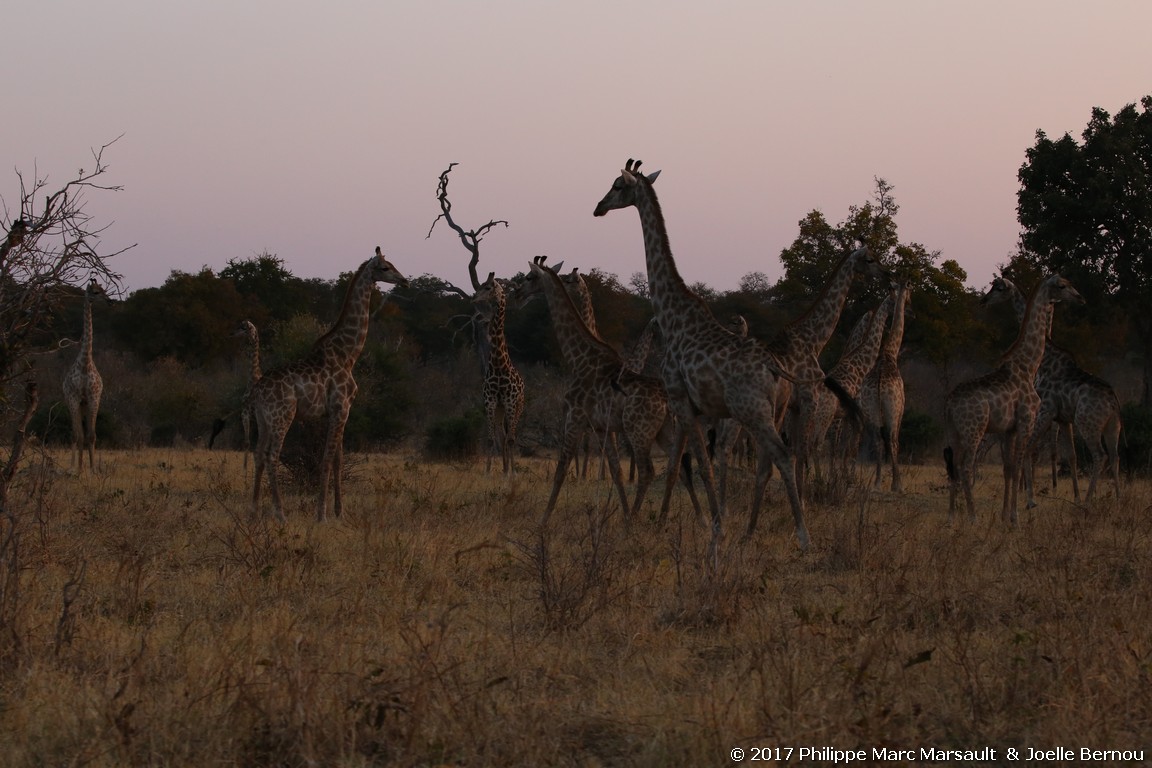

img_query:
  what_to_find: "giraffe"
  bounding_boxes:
[250,247,409,521]
[513,259,700,522]
[236,319,261,470]
[765,245,888,501]
[594,158,811,547]
[63,278,108,474]
[943,274,1084,524]
[473,272,525,476]
[859,279,911,492]
[813,291,892,478]
[511,257,605,478]
[981,276,1122,502]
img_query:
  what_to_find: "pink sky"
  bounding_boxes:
[4,2,1150,296]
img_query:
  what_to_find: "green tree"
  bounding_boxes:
[1016,96,1152,403]
[774,179,980,373]
[219,251,323,323]
[111,268,248,366]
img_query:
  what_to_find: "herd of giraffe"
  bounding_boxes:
[60,159,1124,545]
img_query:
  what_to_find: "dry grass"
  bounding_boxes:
[0,447,1148,766]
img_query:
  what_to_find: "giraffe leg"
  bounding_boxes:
[541,414,582,526]
[601,431,631,522]
[253,407,291,524]
[888,412,904,493]
[1105,414,1122,500]
[655,428,685,525]
[714,419,740,510]
[745,423,807,551]
[652,415,704,525]
[1025,407,1055,509]
[67,402,84,476]
[84,399,100,475]
[1063,422,1081,502]
[318,408,350,521]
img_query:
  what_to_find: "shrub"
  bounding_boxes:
[899,409,943,463]
[1120,403,1152,476]
[423,409,484,461]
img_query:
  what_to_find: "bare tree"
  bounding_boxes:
[1,139,131,382]
[426,162,509,295]
[425,163,509,365]
[1,139,132,503]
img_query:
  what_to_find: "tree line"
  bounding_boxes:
[3,96,1151,476]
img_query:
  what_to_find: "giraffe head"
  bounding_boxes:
[847,246,889,282]
[233,319,259,342]
[83,278,113,305]
[508,255,560,309]
[980,275,1018,307]
[726,314,749,337]
[369,246,411,289]
[1037,273,1085,307]
[473,272,507,319]
[593,158,661,217]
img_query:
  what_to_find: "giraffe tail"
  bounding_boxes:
[944,446,957,483]
[209,415,229,450]
[824,376,874,439]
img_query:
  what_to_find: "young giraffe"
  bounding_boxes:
[235,319,261,470]
[813,291,892,477]
[250,247,409,521]
[514,259,700,522]
[765,245,888,501]
[594,159,809,547]
[859,279,911,492]
[473,273,525,476]
[944,274,1084,524]
[982,276,1122,502]
[63,278,109,474]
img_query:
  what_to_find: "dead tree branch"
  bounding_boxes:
[0,137,133,389]
[425,163,508,294]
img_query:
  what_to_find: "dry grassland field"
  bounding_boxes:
[0,447,1149,766]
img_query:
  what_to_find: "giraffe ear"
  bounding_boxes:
[646,169,661,183]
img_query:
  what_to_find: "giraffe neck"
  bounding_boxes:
[561,274,598,335]
[625,318,657,373]
[485,289,514,373]
[835,303,889,388]
[315,259,375,369]
[77,288,95,370]
[540,268,617,374]
[1009,282,1055,338]
[880,286,907,364]
[633,178,716,338]
[783,249,860,359]
[247,327,262,384]
[1004,285,1053,377]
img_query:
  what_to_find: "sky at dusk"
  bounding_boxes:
[4,1,1150,297]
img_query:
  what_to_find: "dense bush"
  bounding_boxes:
[423,409,484,461]
[1120,403,1152,476]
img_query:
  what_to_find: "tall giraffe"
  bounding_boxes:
[982,276,1122,502]
[236,319,261,469]
[594,159,808,547]
[473,273,525,475]
[63,278,108,474]
[250,247,408,521]
[514,259,699,522]
[944,274,1084,524]
[813,291,892,476]
[859,279,911,491]
[765,245,889,500]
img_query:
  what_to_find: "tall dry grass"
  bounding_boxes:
[0,447,1148,766]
